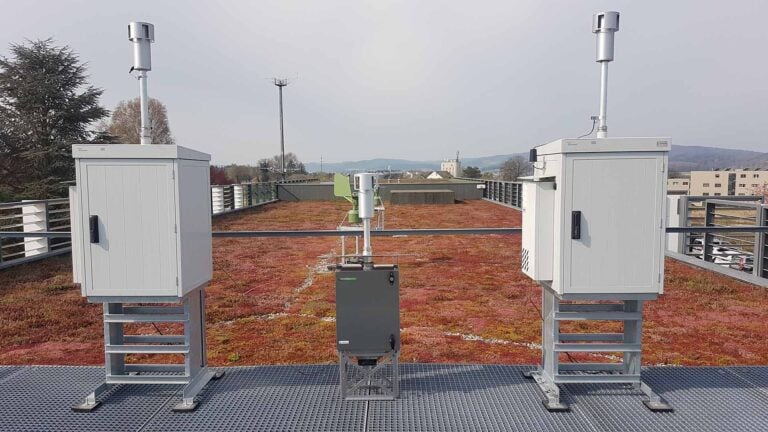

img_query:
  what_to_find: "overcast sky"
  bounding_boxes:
[2,1,767,165]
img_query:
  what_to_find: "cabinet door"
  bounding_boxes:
[564,155,664,294]
[81,161,178,297]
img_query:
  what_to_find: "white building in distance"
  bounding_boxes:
[441,151,461,177]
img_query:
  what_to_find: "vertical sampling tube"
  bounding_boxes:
[128,22,154,145]
[139,71,151,145]
[597,61,608,138]
[355,173,376,267]
[592,11,619,139]
[362,218,372,261]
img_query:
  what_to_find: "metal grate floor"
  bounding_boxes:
[1,364,767,432]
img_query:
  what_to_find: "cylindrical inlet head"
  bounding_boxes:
[592,11,619,62]
[354,173,376,219]
[128,22,155,71]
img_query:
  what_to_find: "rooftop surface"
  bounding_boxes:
[2,200,768,366]
[2,200,768,430]
[2,364,768,431]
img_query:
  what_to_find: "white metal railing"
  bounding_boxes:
[209,182,278,215]
[666,195,767,284]
[481,180,523,209]
[0,182,279,269]
[0,198,72,268]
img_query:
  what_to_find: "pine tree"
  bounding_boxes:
[0,39,108,199]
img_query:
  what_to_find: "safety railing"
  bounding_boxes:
[0,181,280,269]
[480,180,523,209]
[210,182,278,215]
[0,199,73,269]
[666,195,767,285]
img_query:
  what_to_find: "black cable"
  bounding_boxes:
[525,285,577,363]
[152,322,163,335]
[577,118,597,138]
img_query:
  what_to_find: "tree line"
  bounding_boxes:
[0,38,530,199]
[0,39,173,200]
[0,39,307,198]
[461,155,532,180]
[210,153,307,185]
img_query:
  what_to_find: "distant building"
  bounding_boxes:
[667,178,690,195]
[441,151,461,178]
[427,171,453,180]
[732,169,768,196]
[688,168,768,196]
[689,170,734,196]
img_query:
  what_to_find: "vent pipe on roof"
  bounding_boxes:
[128,22,155,145]
[592,11,619,138]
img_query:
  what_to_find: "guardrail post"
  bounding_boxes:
[757,206,767,279]
[678,196,690,254]
[22,200,49,257]
[703,200,715,262]
[666,196,683,254]
[211,187,224,214]
[233,185,244,210]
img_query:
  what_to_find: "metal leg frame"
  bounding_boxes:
[72,383,112,412]
[72,287,223,413]
[339,351,399,400]
[525,288,672,412]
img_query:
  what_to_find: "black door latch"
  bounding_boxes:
[89,215,99,243]
[571,211,581,240]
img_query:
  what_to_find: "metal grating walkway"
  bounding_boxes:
[1,364,767,431]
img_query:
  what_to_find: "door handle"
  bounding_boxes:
[571,211,581,239]
[89,215,99,243]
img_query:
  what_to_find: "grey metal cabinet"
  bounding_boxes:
[522,137,669,296]
[72,144,212,300]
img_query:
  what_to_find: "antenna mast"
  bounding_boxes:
[273,78,289,180]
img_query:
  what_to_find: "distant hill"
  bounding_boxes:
[305,145,768,173]
[667,146,768,172]
[305,154,525,172]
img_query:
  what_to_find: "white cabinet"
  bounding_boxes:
[523,138,669,296]
[521,181,555,281]
[72,144,212,300]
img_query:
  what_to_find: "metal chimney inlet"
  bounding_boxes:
[592,11,619,138]
[128,21,155,145]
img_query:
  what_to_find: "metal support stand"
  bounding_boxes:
[525,287,672,412]
[339,351,399,400]
[72,287,223,413]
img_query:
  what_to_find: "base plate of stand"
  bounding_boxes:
[643,399,674,412]
[543,400,570,412]
[172,401,199,413]
[71,401,101,413]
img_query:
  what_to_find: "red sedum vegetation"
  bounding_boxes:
[1,200,767,366]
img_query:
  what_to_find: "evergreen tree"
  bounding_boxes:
[462,166,482,178]
[0,39,108,199]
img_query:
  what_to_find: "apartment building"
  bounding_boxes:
[688,168,767,196]
[667,178,690,194]
[733,170,768,196]
[689,171,733,196]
